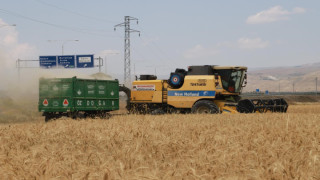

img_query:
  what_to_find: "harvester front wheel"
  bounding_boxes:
[191,100,219,114]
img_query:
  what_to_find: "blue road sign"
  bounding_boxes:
[76,55,94,68]
[39,56,57,68]
[256,89,260,93]
[58,55,75,68]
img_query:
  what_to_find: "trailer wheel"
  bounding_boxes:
[98,111,111,119]
[191,100,219,114]
[71,111,79,119]
[44,114,54,122]
[45,116,50,122]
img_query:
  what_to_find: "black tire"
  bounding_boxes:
[98,111,111,119]
[44,115,55,122]
[44,116,51,122]
[191,100,220,114]
[72,111,79,119]
[67,111,78,119]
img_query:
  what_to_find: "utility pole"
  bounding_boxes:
[114,16,140,86]
[134,63,136,78]
[48,40,79,55]
[293,82,295,93]
[98,57,102,73]
[16,59,21,82]
[15,59,39,83]
[316,77,318,96]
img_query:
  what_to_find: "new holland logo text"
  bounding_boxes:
[168,91,215,97]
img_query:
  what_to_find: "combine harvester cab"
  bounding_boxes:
[129,65,288,114]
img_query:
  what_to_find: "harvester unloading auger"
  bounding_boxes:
[127,65,288,114]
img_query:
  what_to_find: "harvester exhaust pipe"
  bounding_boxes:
[237,98,288,113]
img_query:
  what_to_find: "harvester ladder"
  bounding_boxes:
[162,80,168,103]
[162,89,168,103]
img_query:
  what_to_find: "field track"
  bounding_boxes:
[0,104,320,179]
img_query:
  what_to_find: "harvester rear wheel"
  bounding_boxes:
[191,100,219,114]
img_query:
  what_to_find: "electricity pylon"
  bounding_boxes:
[114,16,140,86]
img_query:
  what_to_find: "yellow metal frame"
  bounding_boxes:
[131,75,240,110]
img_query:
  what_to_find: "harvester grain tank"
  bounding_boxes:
[128,65,288,114]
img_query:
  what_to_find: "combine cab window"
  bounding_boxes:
[230,71,243,92]
[217,70,245,93]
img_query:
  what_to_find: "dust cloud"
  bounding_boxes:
[0,18,114,97]
[0,18,114,123]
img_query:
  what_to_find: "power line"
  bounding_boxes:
[33,0,118,23]
[0,9,119,38]
[138,30,179,68]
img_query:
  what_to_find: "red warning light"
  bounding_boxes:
[63,99,69,106]
[43,99,49,106]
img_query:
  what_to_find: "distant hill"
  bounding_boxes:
[244,63,320,92]
[113,63,320,92]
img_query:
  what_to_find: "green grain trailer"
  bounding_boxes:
[39,77,119,121]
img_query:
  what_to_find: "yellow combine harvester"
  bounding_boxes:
[127,65,288,114]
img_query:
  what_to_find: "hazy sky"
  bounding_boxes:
[0,0,319,78]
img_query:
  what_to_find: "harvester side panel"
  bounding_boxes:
[167,75,217,108]
[131,80,164,103]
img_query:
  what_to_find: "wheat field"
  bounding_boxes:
[0,105,320,179]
